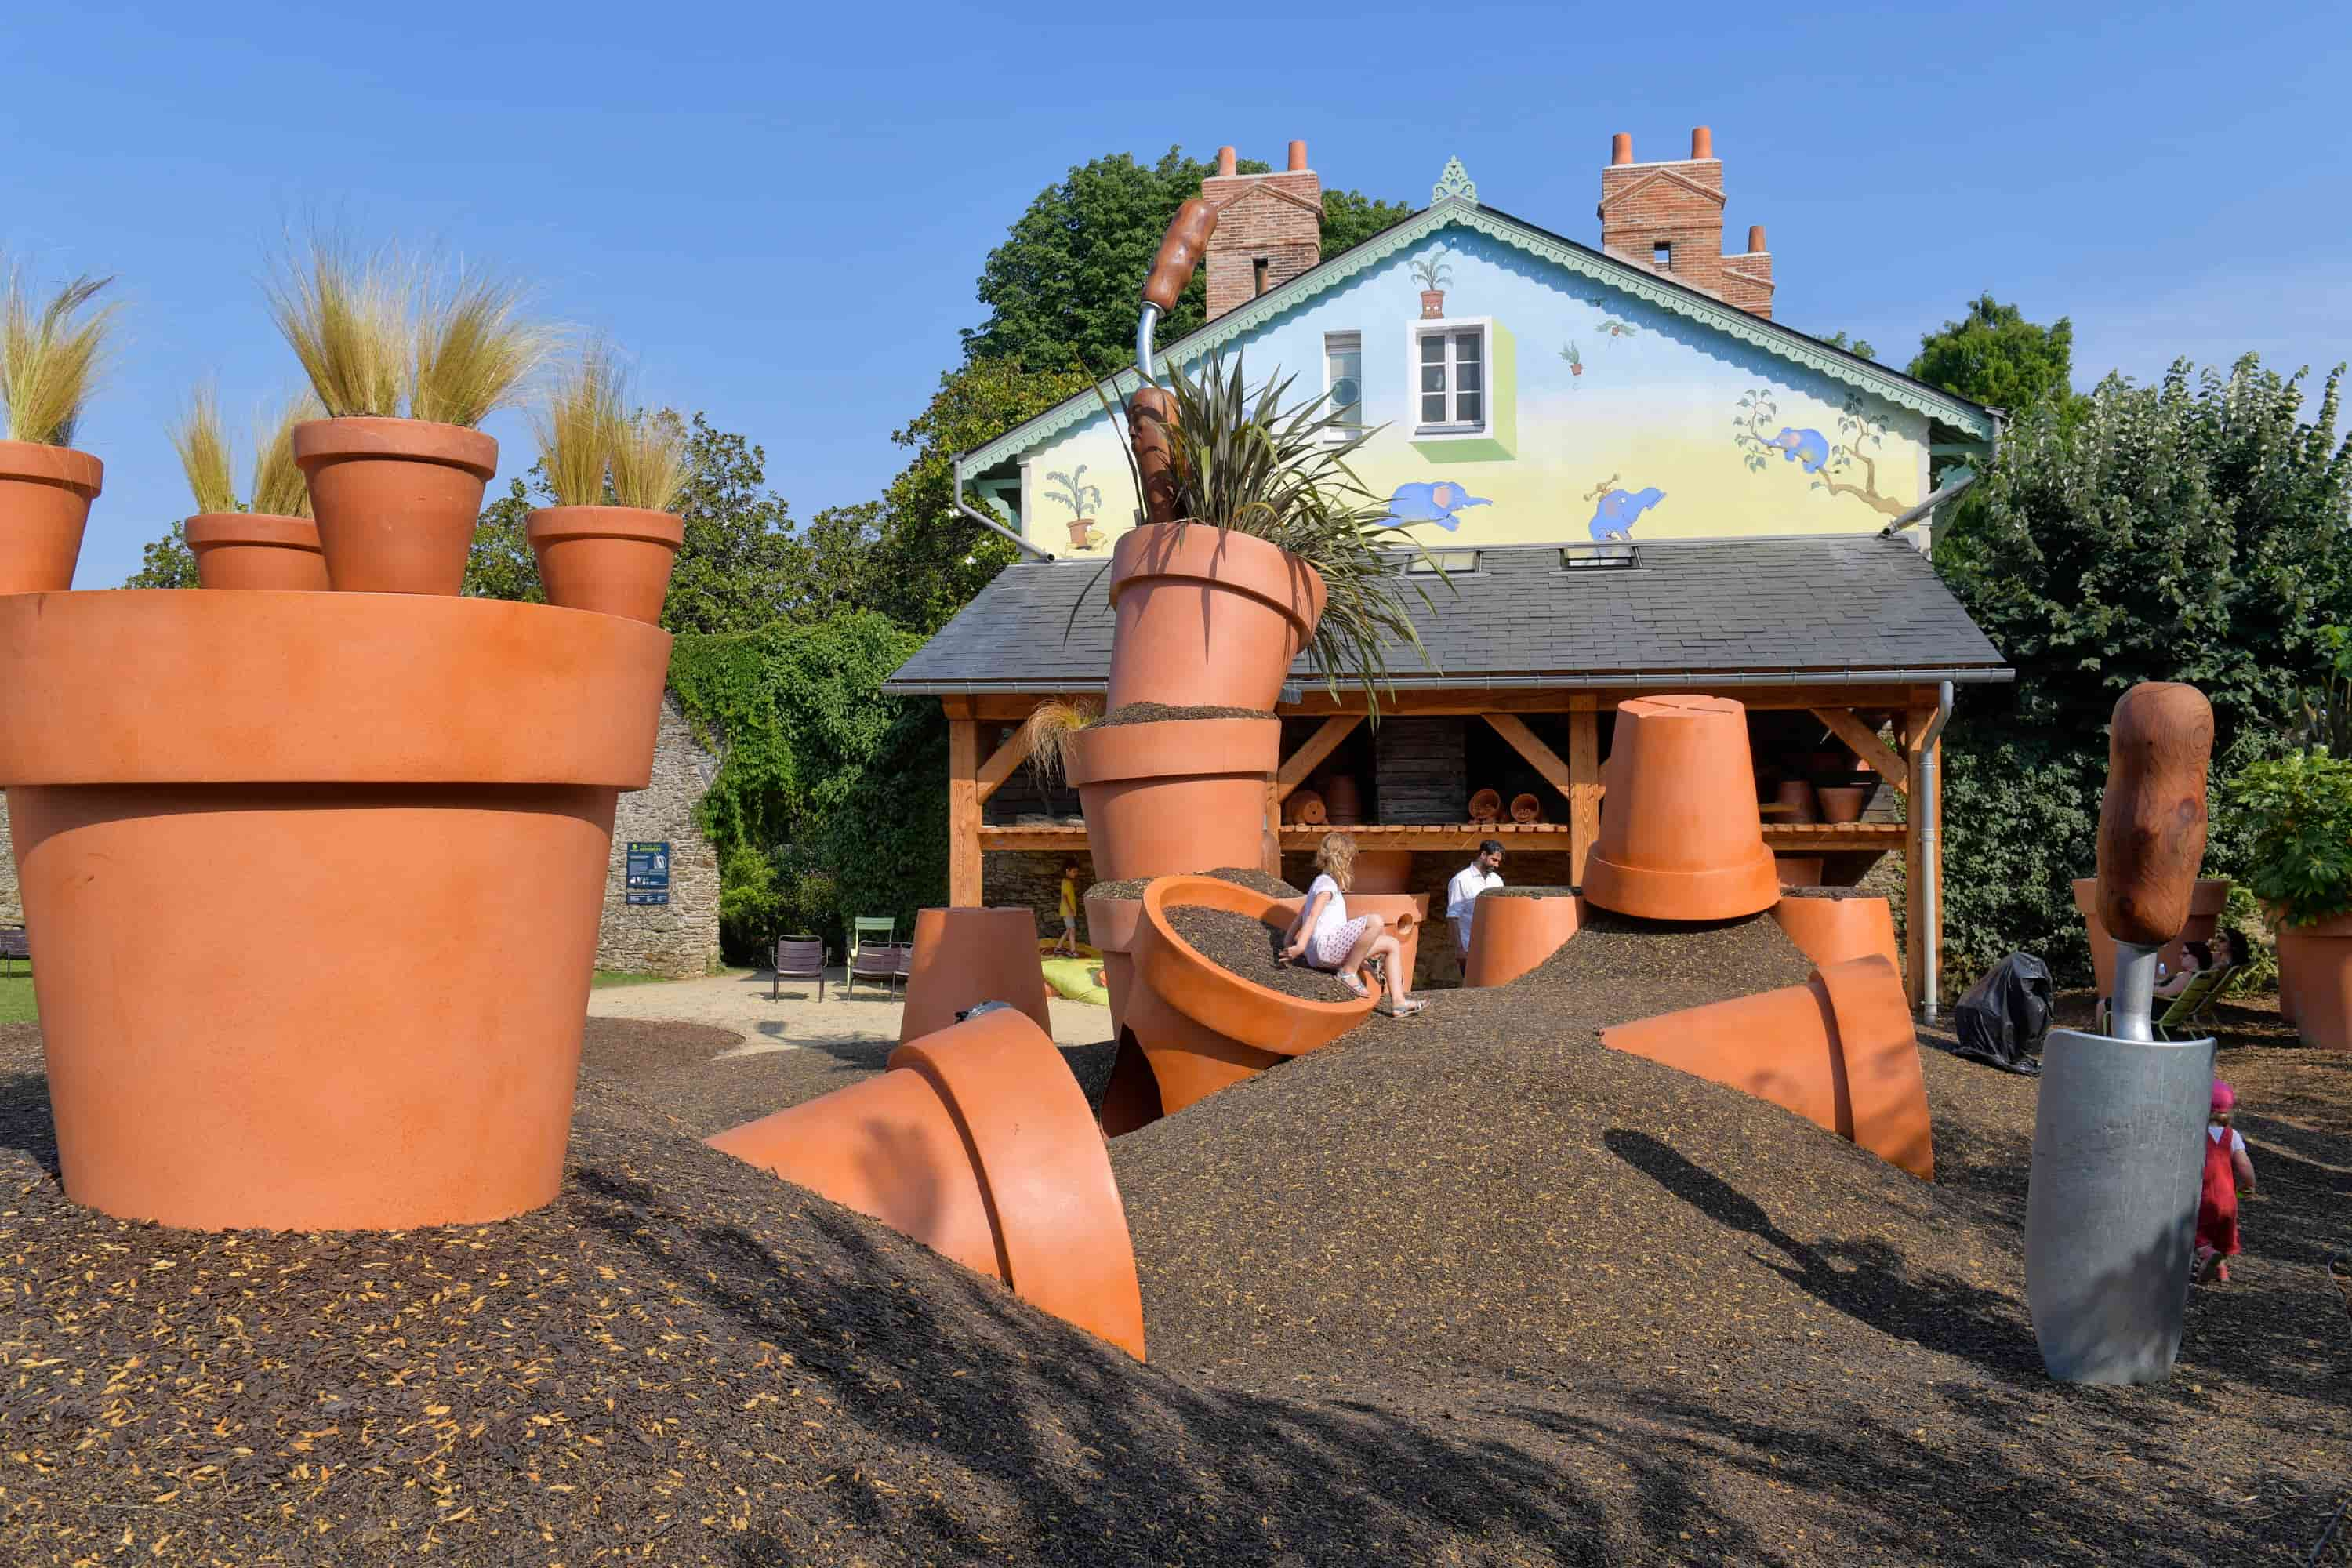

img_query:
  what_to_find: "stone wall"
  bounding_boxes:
[988,850,1098,946]
[0,793,16,926]
[595,694,723,978]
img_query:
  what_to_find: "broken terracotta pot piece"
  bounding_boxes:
[1123,875,1374,1116]
[1104,521,1326,712]
[898,906,1054,1046]
[0,590,670,1230]
[1601,954,1933,1178]
[706,1007,1147,1359]
[1583,695,1780,921]
[1771,889,1902,977]
[1461,888,1584,987]
[1067,716,1279,880]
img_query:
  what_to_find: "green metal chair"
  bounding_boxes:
[2098,964,2239,1040]
[848,916,895,971]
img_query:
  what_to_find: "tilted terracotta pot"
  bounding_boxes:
[1123,875,1374,1116]
[527,506,684,625]
[2074,877,2117,997]
[293,417,498,594]
[2278,913,2352,1050]
[1771,890,1902,975]
[0,440,100,593]
[1467,788,1502,822]
[185,513,328,591]
[1815,785,1867,824]
[1067,717,1279,880]
[1287,788,1327,826]
[1603,954,1933,1178]
[898,906,1053,1046]
[1104,522,1327,712]
[1462,889,1584,987]
[706,1007,1147,1358]
[1352,851,1414,894]
[1583,695,1780,921]
[0,590,670,1229]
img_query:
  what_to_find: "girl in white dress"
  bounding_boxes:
[1279,832,1423,1015]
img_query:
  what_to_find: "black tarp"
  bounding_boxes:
[1951,953,2053,1075]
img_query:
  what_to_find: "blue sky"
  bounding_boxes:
[5,2,2347,586]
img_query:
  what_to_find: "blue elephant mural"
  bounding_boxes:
[1586,485,1665,541]
[1763,427,1830,474]
[1384,481,1493,530]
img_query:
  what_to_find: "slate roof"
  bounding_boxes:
[882,534,2012,698]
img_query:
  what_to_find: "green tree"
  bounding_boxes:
[962,147,1412,376]
[1933,354,2352,984]
[124,521,198,587]
[1907,293,2075,413]
[1822,331,1876,361]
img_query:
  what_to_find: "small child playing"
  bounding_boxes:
[2195,1079,2258,1283]
[1052,862,1082,958]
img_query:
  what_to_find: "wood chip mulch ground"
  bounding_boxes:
[1089,867,1301,902]
[1,956,2345,1563]
[1165,905,1360,1003]
[1095,702,1274,727]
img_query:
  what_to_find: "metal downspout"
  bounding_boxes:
[1916,679,1956,1022]
[952,454,1054,564]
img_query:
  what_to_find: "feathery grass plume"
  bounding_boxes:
[0,263,119,446]
[265,236,408,418]
[533,341,620,507]
[410,263,552,428]
[251,392,322,517]
[1019,698,1101,791]
[608,405,689,512]
[169,385,239,514]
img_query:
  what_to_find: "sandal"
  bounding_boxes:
[1338,974,1370,1000]
[1383,999,1428,1018]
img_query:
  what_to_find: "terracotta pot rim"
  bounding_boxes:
[0,438,103,497]
[1065,716,1280,788]
[0,590,668,786]
[1582,849,1780,921]
[291,416,499,480]
[1108,521,1328,630]
[183,513,321,552]
[525,505,686,548]
[2282,911,2352,938]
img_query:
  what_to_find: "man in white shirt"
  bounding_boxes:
[1446,840,1505,964]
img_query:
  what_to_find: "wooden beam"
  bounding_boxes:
[1568,702,1601,885]
[1275,715,1362,801]
[973,723,1033,804]
[949,718,982,908]
[1809,707,1908,795]
[1904,702,1933,1009]
[1482,713,1575,797]
[1262,779,1283,877]
[974,819,1903,855]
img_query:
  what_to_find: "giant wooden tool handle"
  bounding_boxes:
[2096,682,2213,946]
[1140,198,1218,312]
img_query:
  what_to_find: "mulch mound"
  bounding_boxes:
[1091,867,1302,902]
[1097,702,1274,727]
[1482,884,1580,898]
[1166,905,1359,1004]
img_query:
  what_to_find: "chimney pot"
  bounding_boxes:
[1287,139,1308,171]
[1748,224,1766,253]
[1217,146,1236,176]
[1691,126,1713,159]
[1610,132,1632,165]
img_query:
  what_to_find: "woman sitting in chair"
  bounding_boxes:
[1280,831,1424,1016]
[2154,927,2244,1000]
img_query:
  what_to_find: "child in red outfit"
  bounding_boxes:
[2195,1080,2257,1283]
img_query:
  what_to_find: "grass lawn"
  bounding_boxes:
[591,971,676,989]
[0,976,35,1024]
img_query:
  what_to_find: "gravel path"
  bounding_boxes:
[586,968,1112,1051]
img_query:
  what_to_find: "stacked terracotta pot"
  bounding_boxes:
[0,413,684,1232]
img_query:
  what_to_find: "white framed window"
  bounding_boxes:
[1323,331,1363,429]
[1412,321,1487,434]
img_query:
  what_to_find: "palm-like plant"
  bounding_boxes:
[1410,252,1453,292]
[1091,352,1446,716]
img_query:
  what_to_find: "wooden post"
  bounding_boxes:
[949,716,982,909]
[1903,702,1933,1010]
[1809,706,1908,794]
[1568,698,1600,887]
[1263,779,1283,878]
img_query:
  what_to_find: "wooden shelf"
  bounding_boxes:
[978,820,1901,854]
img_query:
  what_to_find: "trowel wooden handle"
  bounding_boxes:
[2096,682,2212,946]
[1140,198,1218,313]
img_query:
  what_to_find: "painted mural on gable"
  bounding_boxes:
[1007,223,1931,553]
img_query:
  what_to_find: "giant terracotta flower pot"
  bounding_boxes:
[1104,523,1326,712]
[706,1007,1146,1358]
[2278,913,2352,1050]
[2158,877,2233,972]
[1583,695,1779,920]
[2276,924,2307,1027]
[1083,892,1164,1135]
[184,513,328,590]
[2074,877,2117,997]
[1462,888,1584,987]
[0,590,669,1230]
[1123,874,1374,1116]
[1771,888,1901,976]
[1603,954,1933,1178]
[1352,850,1413,894]
[292,417,499,595]
[1067,717,1279,880]
[527,506,684,625]
[0,440,100,593]
[898,906,1053,1046]
[1084,893,1144,1037]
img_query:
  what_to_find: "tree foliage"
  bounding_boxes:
[1907,293,2077,415]
[124,521,198,587]
[1932,355,2352,983]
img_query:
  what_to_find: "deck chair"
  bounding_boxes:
[848,916,895,971]
[844,940,907,1001]
[0,929,26,980]
[771,935,829,1002]
[2155,964,2238,1040]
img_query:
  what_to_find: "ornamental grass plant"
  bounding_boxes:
[0,264,118,447]
[411,265,552,428]
[1018,697,1100,790]
[169,386,238,515]
[534,341,622,507]
[264,237,408,419]
[251,393,321,517]
[609,406,689,513]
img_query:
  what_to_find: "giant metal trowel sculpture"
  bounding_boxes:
[2024,681,2216,1384]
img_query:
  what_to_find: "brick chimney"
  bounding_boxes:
[1598,127,1774,319]
[1203,140,1323,321]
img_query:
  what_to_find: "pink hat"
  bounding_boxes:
[2211,1080,2235,1112]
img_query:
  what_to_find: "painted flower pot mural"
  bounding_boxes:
[1046,464,1102,552]
[1411,252,1452,319]
[185,514,328,590]
[0,590,670,1230]
[1582,695,1780,922]
[1066,717,1279,880]
[0,270,115,593]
